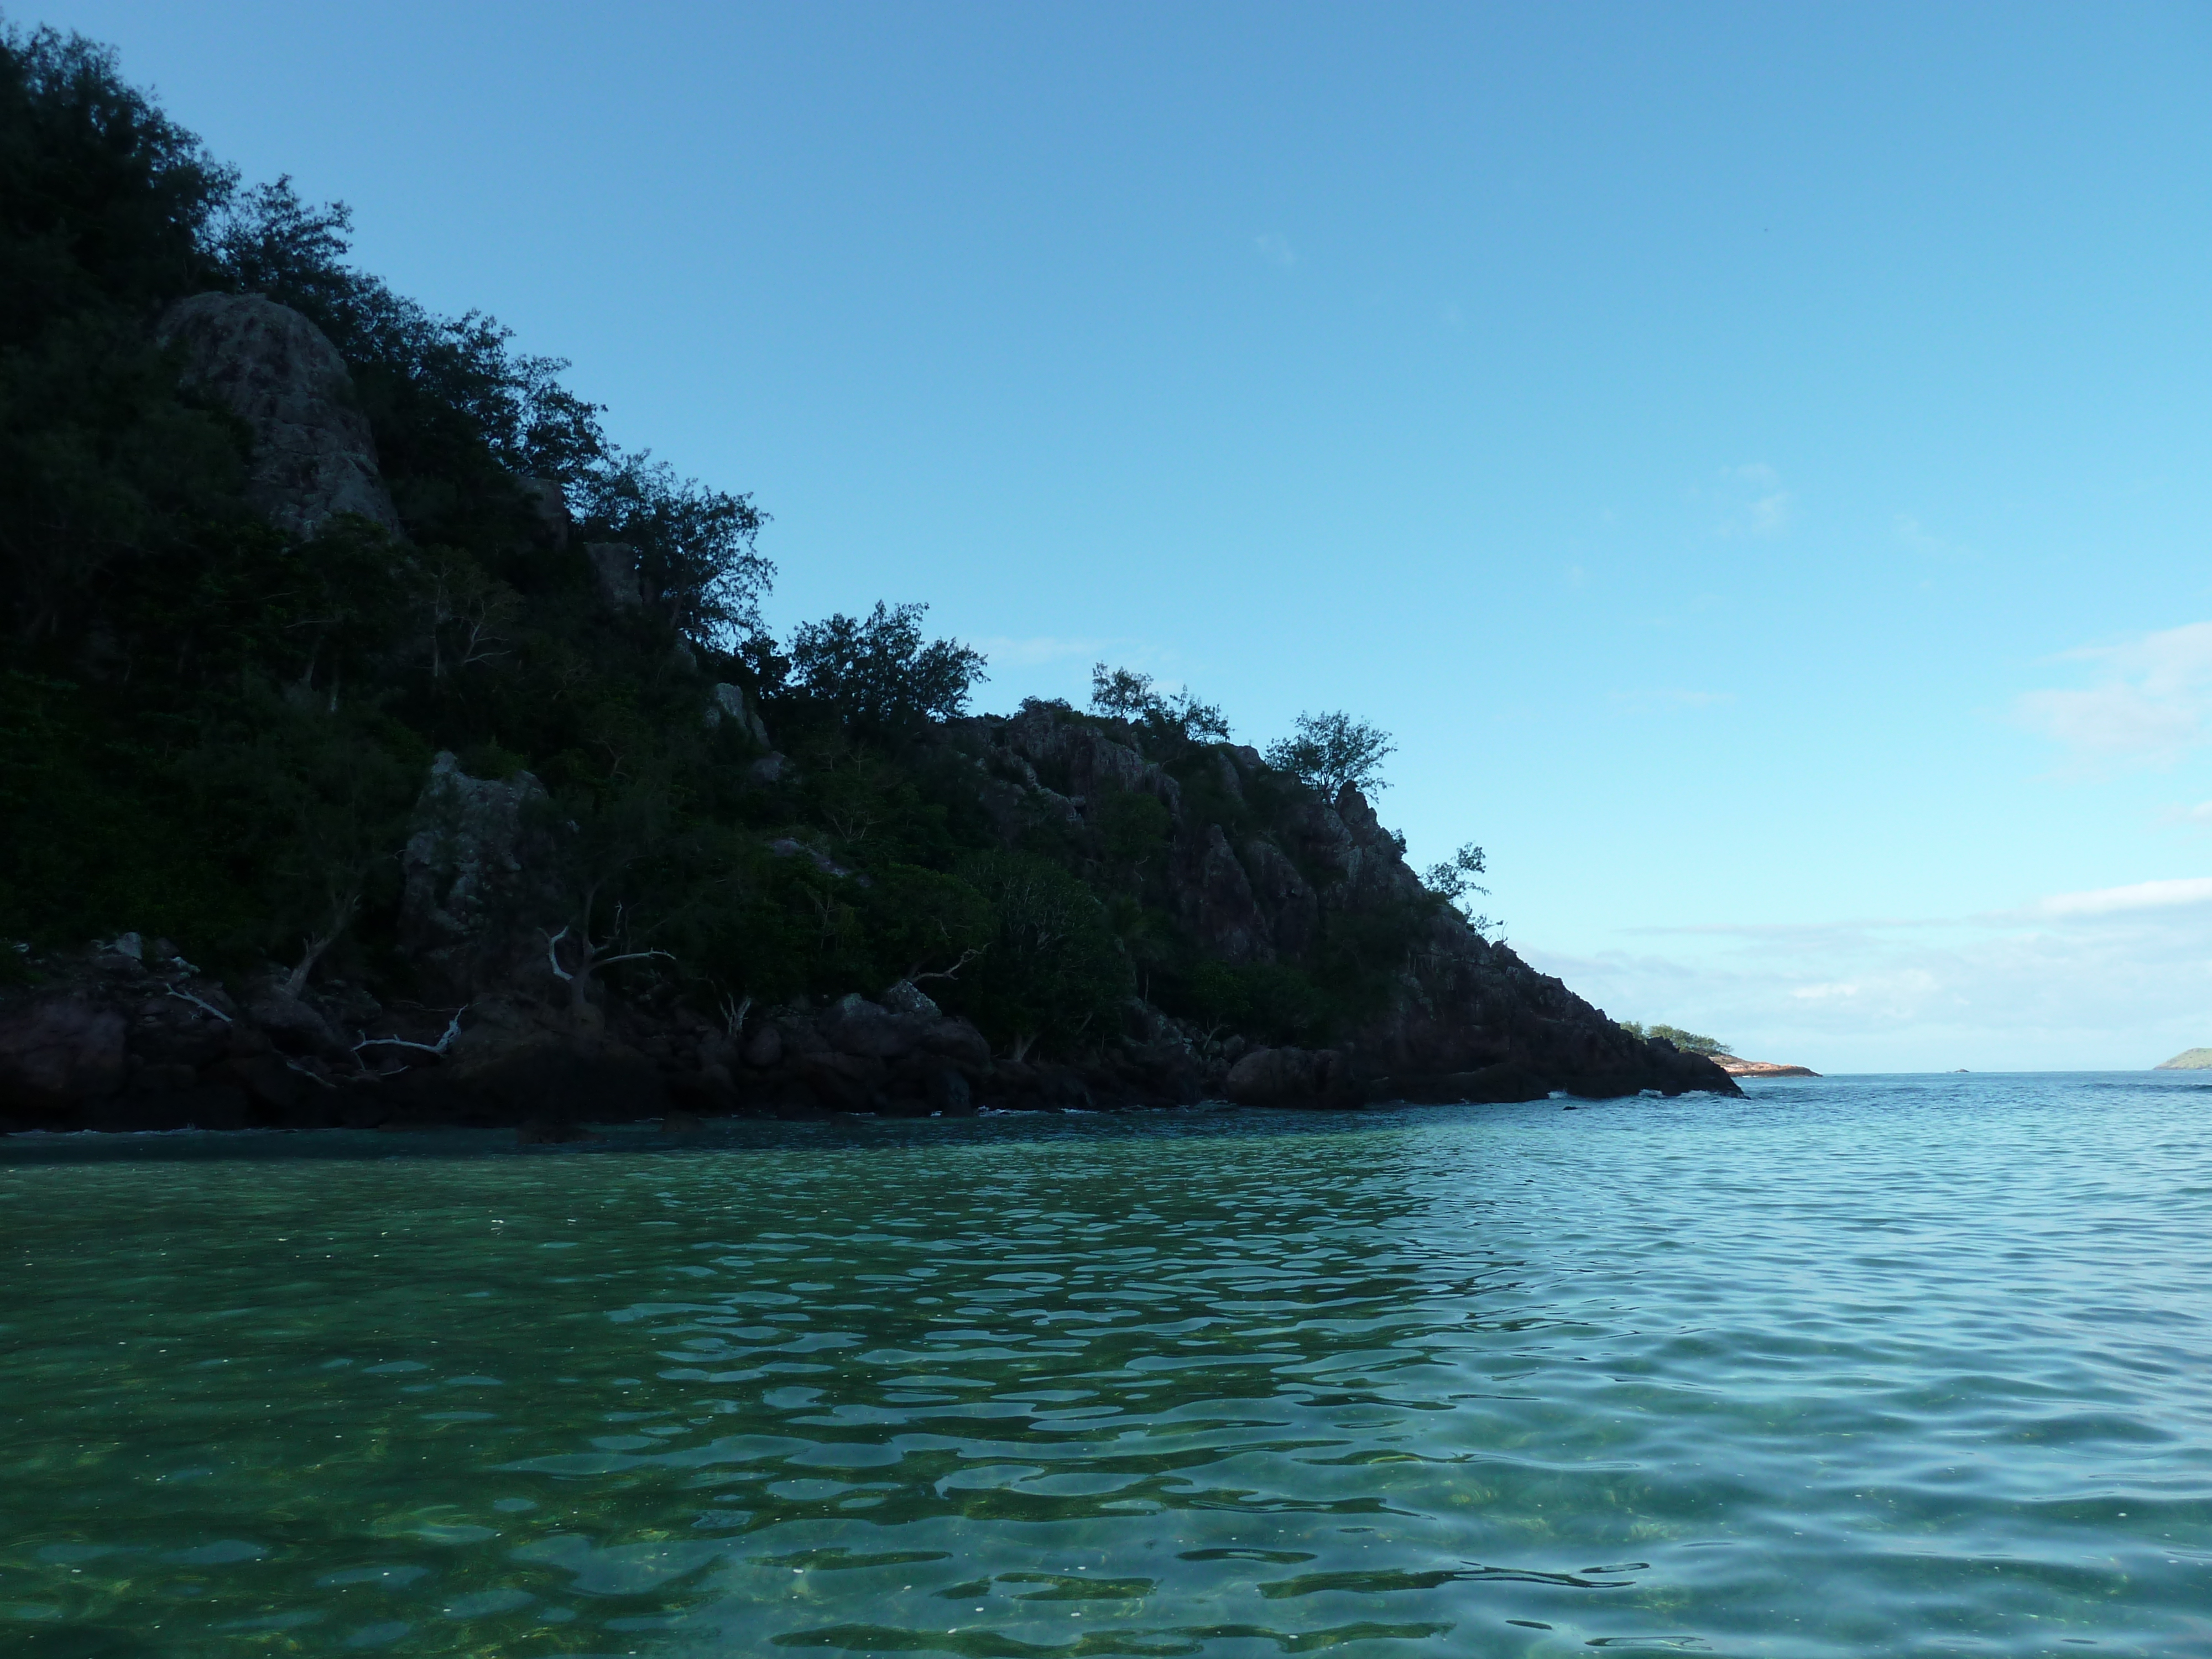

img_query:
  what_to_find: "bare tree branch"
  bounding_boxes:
[354,1009,467,1057]
[909,947,983,985]
[165,988,233,1024]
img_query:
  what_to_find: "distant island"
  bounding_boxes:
[1715,1057,1820,1079]
[2154,1049,2212,1070]
[0,27,1737,1135]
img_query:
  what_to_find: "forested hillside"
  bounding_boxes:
[0,27,1731,1127]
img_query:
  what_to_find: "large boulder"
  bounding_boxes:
[0,995,127,1111]
[519,477,571,548]
[706,682,771,747]
[821,994,918,1060]
[398,753,557,995]
[586,542,642,611]
[815,990,992,1068]
[1224,1045,1348,1107]
[157,293,403,540]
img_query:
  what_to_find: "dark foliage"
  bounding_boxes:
[1265,709,1395,796]
[1089,661,1230,749]
[782,603,988,737]
[0,25,1489,1067]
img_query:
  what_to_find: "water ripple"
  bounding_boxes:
[2,1075,2210,1654]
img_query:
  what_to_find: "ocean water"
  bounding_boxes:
[2,1073,2209,1658]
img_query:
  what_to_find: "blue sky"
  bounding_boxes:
[30,1,2212,1070]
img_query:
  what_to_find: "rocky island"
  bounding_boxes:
[0,29,1734,1133]
[2153,1050,2212,1070]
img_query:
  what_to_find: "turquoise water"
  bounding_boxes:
[3,1074,2209,1657]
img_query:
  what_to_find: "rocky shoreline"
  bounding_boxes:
[0,917,1735,1137]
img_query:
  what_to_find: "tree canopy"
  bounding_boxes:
[1620,1021,1728,1057]
[1265,710,1395,797]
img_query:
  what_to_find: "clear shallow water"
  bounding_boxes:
[3,1074,2209,1658]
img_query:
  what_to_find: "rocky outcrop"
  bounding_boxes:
[398,752,558,998]
[0,990,127,1110]
[0,936,1723,1135]
[994,702,1183,817]
[956,703,1736,1104]
[519,477,571,548]
[0,939,336,1133]
[1186,823,1270,962]
[586,542,643,611]
[706,682,771,747]
[1225,1045,1350,1107]
[157,292,403,540]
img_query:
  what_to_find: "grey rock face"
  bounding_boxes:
[399,752,555,993]
[157,292,403,540]
[520,477,571,547]
[706,682,772,747]
[1185,823,1270,963]
[997,703,1182,821]
[1241,838,1318,958]
[815,990,990,1069]
[881,980,943,1021]
[242,982,348,1060]
[586,542,643,610]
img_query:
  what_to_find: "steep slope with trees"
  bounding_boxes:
[0,26,1733,1130]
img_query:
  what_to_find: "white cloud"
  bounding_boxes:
[2033,875,2212,916]
[2016,620,2212,765]
[1705,463,1793,538]
[1253,233,1296,268]
[1743,491,1793,535]
[1523,874,2212,1071]
[1895,513,1975,560]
